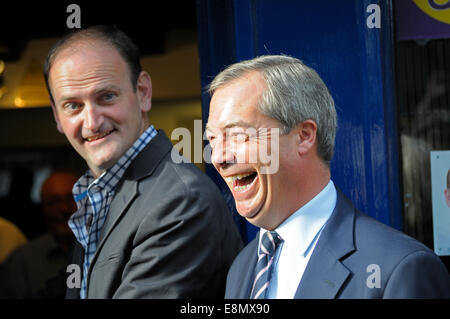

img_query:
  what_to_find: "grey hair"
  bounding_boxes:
[208,54,337,165]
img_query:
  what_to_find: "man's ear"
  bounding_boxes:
[50,101,64,134]
[296,120,317,156]
[136,71,152,113]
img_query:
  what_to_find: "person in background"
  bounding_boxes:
[44,25,242,298]
[0,217,26,264]
[0,171,78,298]
[206,54,450,298]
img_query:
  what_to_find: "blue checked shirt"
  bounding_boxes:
[69,125,157,299]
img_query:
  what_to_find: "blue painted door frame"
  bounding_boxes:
[197,0,402,244]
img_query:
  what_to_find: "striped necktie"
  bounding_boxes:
[250,230,283,299]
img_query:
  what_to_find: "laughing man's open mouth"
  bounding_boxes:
[225,172,258,192]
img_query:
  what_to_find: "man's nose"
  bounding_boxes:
[83,103,104,132]
[211,140,236,168]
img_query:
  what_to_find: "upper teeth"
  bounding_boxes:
[224,172,253,183]
[86,131,110,142]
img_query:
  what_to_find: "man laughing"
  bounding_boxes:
[206,55,450,299]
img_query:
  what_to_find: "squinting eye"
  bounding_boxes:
[64,102,81,111]
[206,132,215,142]
[103,92,116,101]
[231,132,249,141]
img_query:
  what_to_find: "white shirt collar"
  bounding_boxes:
[260,180,336,257]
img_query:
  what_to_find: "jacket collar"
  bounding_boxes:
[234,236,259,298]
[294,187,356,298]
[96,129,172,243]
[84,130,173,295]
[118,129,173,182]
[230,187,357,299]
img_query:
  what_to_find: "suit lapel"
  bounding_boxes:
[84,130,173,294]
[294,241,351,298]
[294,188,356,298]
[97,179,138,253]
[238,235,259,298]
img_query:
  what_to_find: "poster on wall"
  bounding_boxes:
[430,150,450,256]
[395,0,450,40]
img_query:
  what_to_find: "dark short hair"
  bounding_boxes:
[44,25,142,103]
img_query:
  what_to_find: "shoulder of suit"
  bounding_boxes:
[141,151,223,197]
[352,210,432,257]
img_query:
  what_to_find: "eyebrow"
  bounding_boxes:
[205,120,255,133]
[93,85,121,95]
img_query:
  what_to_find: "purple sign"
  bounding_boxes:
[395,0,450,40]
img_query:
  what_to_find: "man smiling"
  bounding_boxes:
[206,55,450,298]
[48,39,150,178]
[45,25,242,299]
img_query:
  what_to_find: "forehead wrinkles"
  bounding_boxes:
[51,57,123,99]
[50,40,127,97]
[53,66,118,91]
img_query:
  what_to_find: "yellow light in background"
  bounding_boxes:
[0,60,5,99]
[15,97,25,107]
[0,87,6,99]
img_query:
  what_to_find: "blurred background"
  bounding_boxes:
[0,1,203,204]
[0,0,449,273]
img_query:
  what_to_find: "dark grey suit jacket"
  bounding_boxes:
[66,130,243,298]
[225,188,450,298]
